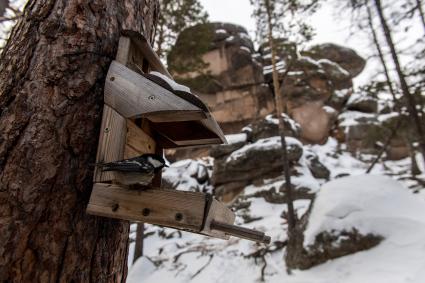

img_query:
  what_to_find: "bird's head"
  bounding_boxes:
[143,154,168,172]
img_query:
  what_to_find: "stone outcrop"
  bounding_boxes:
[210,116,329,202]
[168,22,275,133]
[260,41,365,144]
[303,43,366,78]
[167,22,381,159]
[336,90,411,160]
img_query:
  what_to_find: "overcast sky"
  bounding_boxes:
[199,0,375,85]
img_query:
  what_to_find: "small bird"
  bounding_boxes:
[97,154,168,186]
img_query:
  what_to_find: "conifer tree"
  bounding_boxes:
[155,0,208,59]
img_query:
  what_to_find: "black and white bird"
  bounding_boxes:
[97,154,167,186]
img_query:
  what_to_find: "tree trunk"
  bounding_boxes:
[0,0,159,282]
[416,0,425,32]
[366,4,398,105]
[264,0,296,231]
[374,0,425,170]
[133,223,144,264]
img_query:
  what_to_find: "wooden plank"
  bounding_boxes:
[104,61,201,119]
[122,30,173,79]
[87,183,206,231]
[93,105,127,182]
[200,113,227,144]
[124,119,156,159]
[201,198,235,240]
[145,110,206,123]
[152,120,222,147]
[116,36,131,65]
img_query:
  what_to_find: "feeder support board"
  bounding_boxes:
[87,30,270,244]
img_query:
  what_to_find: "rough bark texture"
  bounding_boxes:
[0,0,159,282]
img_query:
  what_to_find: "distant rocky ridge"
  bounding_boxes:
[167,22,409,161]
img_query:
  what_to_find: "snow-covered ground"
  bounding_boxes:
[127,138,425,283]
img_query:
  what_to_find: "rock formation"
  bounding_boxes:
[210,115,329,202]
[168,22,275,133]
[168,22,366,145]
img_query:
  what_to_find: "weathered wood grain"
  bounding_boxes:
[93,105,127,182]
[87,183,207,231]
[124,119,156,158]
[122,30,173,79]
[104,60,202,119]
[201,198,235,240]
[116,36,132,66]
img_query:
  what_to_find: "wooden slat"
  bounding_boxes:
[152,120,222,147]
[116,36,131,65]
[87,183,207,231]
[93,105,127,182]
[105,61,202,119]
[146,110,206,123]
[124,119,156,158]
[201,198,235,240]
[122,30,173,79]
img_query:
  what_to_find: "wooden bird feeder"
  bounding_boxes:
[86,30,270,244]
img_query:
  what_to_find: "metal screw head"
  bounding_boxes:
[142,208,150,216]
[104,127,110,133]
[110,76,115,81]
[148,95,155,100]
[175,213,183,221]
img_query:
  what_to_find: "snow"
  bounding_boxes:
[215,29,227,34]
[287,71,304,76]
[338,110,378,127]
[238,32,251,40]
[299,175,425,283]
[225,35,235,42]
[377,111,399,122]
[128,135,425,283]
[239,46,251,53]
[162,158,213,193]
[304,175,425,245]
[323,105,337,116]
[149,71,191,93]
[318,58,351,77]
[226,136,302,163]
[225,133,247,144]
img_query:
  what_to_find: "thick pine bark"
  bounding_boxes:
[0,0,159,282]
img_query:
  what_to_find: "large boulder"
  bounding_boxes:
[290,101,337,144]
[304,43,366,78]
[168,22,275,134]
[287,175,422,271]
[212,136,304,186]
[242,114,302,142]
[346,93,379,113]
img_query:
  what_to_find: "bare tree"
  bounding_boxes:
[0,0,159,281]
[374,0,425,169]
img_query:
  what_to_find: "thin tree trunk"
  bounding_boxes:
[416,0,425,32]
[366,120,401,174]
[0,0,159,281]
[374,0,425,169]
[133,223,144,264]
[366,4,398,105]
[264,0,296,231]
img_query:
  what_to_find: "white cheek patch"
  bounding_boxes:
[148,157,164,168]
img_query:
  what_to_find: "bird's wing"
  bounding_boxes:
[101,160,154,173]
